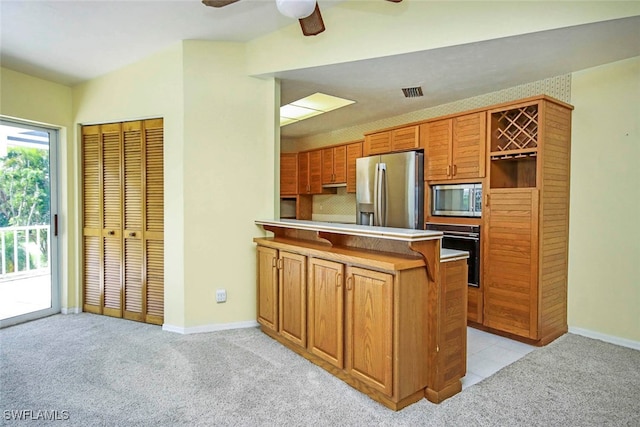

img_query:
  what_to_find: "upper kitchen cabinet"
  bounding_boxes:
[422,112,486,182]
[346,141,363,193]
[363,125,420,156]
[280,153,298,196]
[322,144,347,186]
[298,150,324,194]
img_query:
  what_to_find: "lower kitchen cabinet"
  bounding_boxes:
[254,233,467,410]
[346,267,393,395]
[307,258,345,368]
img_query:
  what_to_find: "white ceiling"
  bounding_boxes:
[1,1,639,140]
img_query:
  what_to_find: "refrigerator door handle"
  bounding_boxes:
[379,163,387,226]
[373,163,380,226]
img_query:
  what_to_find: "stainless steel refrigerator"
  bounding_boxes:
[356,151,424,229]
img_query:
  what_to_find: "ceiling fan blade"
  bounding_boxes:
[299,3,325,36]
[202,0,240,7]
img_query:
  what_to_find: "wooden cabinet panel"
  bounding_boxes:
[483,189,539,339]
[322,145,347,185]
[452,113,486,179]
[346,266,393,396]
[280,153,298,196]
[422,119,452,181]
[298,152,309,194]
[392,125,419,151]
[423,112,485,181]
[308,258,345,369]
[279,251,307,348]
[299,150,324,194]
[346,141,362,193]
[257,246,278,332]
[364,131,391,156]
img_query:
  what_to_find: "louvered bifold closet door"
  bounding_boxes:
[122,121,144,321]
[143,118,164,325]
[101,123,124,318]
[82,125,103,314]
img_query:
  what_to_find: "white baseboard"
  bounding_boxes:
[61,307,81,314]
[569,326,640,351]
[162,320,259,334]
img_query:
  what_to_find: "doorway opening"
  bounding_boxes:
[0,119,59,327]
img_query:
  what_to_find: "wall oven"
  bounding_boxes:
[426,222,480,288]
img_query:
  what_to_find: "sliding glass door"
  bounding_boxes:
[0,119,59,327]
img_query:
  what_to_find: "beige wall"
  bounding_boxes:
[72,41,277,329]
[180,41,277,327]
[568,56,640,342]
[0,67,76,310]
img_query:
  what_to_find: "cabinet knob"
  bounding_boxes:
[447,165,452,177]
[346,276,353,291]
[336,273,342,287]
[108,230,115,236]
[452,164,457,176]
[129,232,136,237]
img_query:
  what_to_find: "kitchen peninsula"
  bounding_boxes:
[254,219,469,410]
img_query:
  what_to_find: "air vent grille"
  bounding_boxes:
[402,86,423,98]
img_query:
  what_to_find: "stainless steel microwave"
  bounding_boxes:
[431,183,482,217]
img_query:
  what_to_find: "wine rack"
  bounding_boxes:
[490,104,539,159]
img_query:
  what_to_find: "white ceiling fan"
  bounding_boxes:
[202,0,402,36]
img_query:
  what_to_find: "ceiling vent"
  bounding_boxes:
[402,86,423,98]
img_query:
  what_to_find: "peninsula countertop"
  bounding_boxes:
[255,219,469,262]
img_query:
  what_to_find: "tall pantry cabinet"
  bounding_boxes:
[483,97,572,344]
[82,118,165,325]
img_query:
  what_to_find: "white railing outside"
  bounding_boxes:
[0,225,50,278]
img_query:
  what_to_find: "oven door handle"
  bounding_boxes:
[443,234,479,241]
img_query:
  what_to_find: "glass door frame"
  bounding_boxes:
[0,118,60,328]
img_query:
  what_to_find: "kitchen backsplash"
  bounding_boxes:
[283,74,571,152]
[311,187,357,223]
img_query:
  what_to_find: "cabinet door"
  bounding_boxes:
[279,251,307,347]
[391,125,419,151]
[280,153,298,196]
[321,147,334,185]
[298,152,310,194]
[257,246,278,332]
[346,142,362,193]
[484,189,539,339]
[308,150,323,194]
[365,131,391,156]
[451,112,486,179]
[332,145,347,183]
[346,266,393,396]
[422,119,452,181]
[308,258,345,369]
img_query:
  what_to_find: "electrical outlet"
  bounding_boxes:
[216,289,227,303]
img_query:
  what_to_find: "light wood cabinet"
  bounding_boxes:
[307,258,345,368]
[280,153,298,196]
[256,246,278,332]
[346,141,363,193]
[82,119,164,325]
[322,145,347,185]
[364,125,419,156]
[346,266,393,395]
[254,226,468,410]
[483,97,572,344]
[298,150,324,194]
[422,112,486,181]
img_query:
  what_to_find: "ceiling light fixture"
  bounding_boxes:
[276,0,316,19]
[280,92,356,127]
